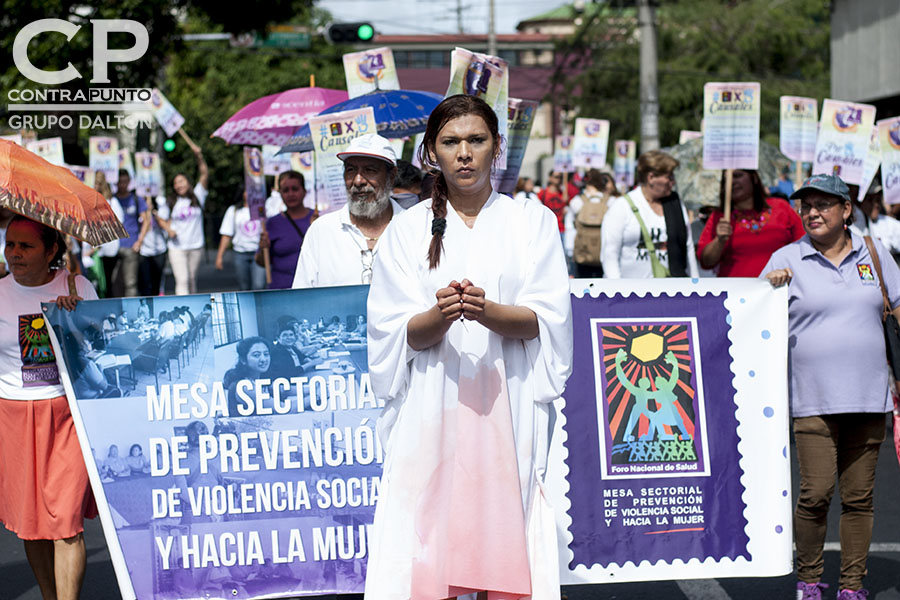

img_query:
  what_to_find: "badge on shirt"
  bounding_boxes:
[857,263,876,285]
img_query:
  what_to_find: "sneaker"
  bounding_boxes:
[837,590,869,600]
[797,581,829,600]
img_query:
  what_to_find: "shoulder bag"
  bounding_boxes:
[623,193,669,278]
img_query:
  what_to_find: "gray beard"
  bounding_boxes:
[348,188,391,219]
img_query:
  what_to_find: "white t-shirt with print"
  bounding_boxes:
[219,205,264,253]
[141,197,169,257]
[0,271,98,400]
[166,182,207,251]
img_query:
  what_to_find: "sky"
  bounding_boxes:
[317,0,567,35]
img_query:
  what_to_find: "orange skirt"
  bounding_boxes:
[0,395,97,540]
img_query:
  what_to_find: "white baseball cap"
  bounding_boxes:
[337,133,397,167]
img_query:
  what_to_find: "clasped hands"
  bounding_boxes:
[435,279,486,322]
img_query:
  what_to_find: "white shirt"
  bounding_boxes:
[600,186,699,278]
[869,214,900,255]
[96,196,124,257]
[291,198,405,288]
[166,182,207,251]
[0,271,98,400]
[219,205,264,253]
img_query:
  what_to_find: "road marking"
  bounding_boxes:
[676,579,732,600]
[823,542,900,552]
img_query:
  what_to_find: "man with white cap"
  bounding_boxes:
[292,133,404,288]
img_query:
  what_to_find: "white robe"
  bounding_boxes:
[366,191,573,600]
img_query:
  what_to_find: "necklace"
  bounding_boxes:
[364,236,379,243]
[733,207,771,233]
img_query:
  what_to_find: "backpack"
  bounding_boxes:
[573,194,610,266]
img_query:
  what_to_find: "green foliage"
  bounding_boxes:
[163,11,346,217]
[556,0,831,148]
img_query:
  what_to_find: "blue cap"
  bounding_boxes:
[790,173,851,203]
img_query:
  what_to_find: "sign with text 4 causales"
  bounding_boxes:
[879,117,900,206]
[813,99,876,185]
[702,82,760,171]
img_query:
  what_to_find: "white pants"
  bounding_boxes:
[168,247,203,295]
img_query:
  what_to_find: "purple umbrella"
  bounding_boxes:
[212,86,349,146]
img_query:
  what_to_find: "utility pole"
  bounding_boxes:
[487,0,497,57]
[457,0,464,34]
[638,0,660,152]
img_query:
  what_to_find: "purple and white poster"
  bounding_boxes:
[45,287,377,599]
[547,279,793,583]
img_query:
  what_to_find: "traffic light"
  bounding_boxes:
[163,139,176,152]
[325,22,375,44]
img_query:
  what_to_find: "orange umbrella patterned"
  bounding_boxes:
[0,139,128,246]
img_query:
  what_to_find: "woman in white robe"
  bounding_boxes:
[366,95,573,600]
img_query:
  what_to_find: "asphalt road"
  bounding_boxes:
[1,252,898,599]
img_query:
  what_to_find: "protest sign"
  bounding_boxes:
[779,96,818,163]
[813,99,876,185]
[879,117,900,206]
[549,278,791,583]
[134,152,163,198]
[89,136,119,185]
[148,88,186,137]
[45,288,378,599]
[859,127,882,198]
[491,98,539,196]
[45,279,791,597]
[702,82,760,170]
[67,165,95,189]
[0,133,23,145]
[243,147,267,220]
[678,130,702,145]
[447,47,509,168]
[343,47,400,98]
[26,136,65,166]
[573,118,610,169]
[613,140,636,191]
[410,133,425,169]
[554,135,574,173]
[309,107,377,213]
[290,151,317,210]
[262,145,294,177]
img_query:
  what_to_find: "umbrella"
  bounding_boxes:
[667,137,792,210]
[279,89,444,154]
[0,140,127,246]
[212,86,349,146]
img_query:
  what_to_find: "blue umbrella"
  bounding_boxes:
[278,89,444,154]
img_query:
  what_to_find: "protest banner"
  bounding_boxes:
[548,278,792,583]
[343,47,400,98]
[309,107,377,213]
[447,47,508,168]
[243,147,267,221]
[26,136,65,166]
[859,127,882,199]
[134,152,163,199]
[0,133,23,145]
[573,118,610,169]
[262,145,293,177]
[613,140,636,191]
[290,151,317,210]
[67,165,96,189]
[118,149,136,189]
[148,88,186,138]
[45,280,791,598]
[678,130,702,145]
[89,136,120,185]
[45,287,379,599]
[491,98,539,196]
[779,96,818,167]
[410,132,425,169]
[813,99,876,185]
[702,82,760,171]
[879,117,900,206]
[554,135,575,173]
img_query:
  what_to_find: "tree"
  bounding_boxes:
[555,0,831,149]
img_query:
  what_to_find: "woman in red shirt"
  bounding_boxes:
[698,169,804,276]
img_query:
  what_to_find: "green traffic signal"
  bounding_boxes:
[163,139,176,152]
[357,24,374,41]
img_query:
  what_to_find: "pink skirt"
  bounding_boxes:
[0,395,97,540]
